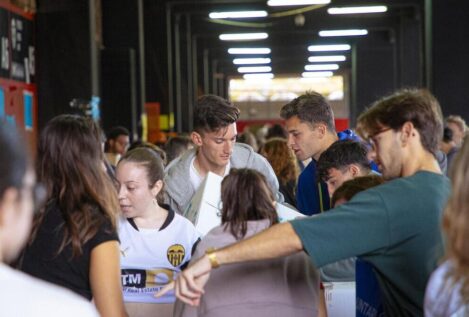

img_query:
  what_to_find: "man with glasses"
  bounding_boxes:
[0,121,99,316]
[161,89,450,317]
[164,94,281,215]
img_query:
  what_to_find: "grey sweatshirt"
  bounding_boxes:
[174,220,320,317]
[164,143,282,215]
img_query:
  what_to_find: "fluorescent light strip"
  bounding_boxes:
[234,58,271,65]
[302,71,333,78]
[219,33,268,41]
[319,29,368,37]
[308,44,351,52]
[308,55,346,62]
[268,0,330,6]
[209,11,268,19]
[238,66,272,73]
[243,73,274,79]
[228,48,271,54]
[305,64,339,71]
[328,6,387,15]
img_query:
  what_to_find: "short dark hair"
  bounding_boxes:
[280,91,335,133]
[357,88,443,156]
[0,120,29,198]
[107,126,129,140]
[164,136,192,164]
[221,168,278,240]
[266,124,288,140]
[317,140,371,182]
[331,175,384,207]
[193,95,240,133]
[237,131,258,150]
[118,147,165,205]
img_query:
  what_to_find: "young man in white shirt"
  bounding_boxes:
[164,95,281,215]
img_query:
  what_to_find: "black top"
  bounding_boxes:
[21,201,119,300]
[279,179,297,208]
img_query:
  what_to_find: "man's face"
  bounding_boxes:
[110,134,130,155]
[325,167,355,196]
[447,122,464,147]
[368,127,403,180]
[285,116,322,161]
[197,123,237,170]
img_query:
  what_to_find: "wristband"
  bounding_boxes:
[205,248,220,269]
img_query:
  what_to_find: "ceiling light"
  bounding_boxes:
[328,6,387,15]
[209,11,268,19]
[308,55,346,62]
[243,73,274,80]
[305,64,339,71]
[319,29,368,37]
[308,44,351,52]
[302,71,333,78]
[228,48,271,54]
[234,58,271,65]
[268,0,330,6]
[219,33,268,41]
[238,66,272,73]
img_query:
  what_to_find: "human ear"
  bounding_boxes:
[349,164,360,177]
[316,124,327,138]
[400,121,414,145]
[151,180,164,197]
[191,131,203,147]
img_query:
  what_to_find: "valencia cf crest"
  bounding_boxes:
[167,244,185,267]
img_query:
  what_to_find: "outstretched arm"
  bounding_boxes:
[158,222,303,306]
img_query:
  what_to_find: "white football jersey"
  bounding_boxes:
[119,208,200,303]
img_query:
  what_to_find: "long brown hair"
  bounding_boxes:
[221,168,278,240]
[442,136,469,302]
[32,115,120,257]
[260,138,299,185]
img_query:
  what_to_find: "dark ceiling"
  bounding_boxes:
[164,0,423,77]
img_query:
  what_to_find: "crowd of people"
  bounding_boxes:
[0,88,468,317]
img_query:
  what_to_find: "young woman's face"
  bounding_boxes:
[116,161,159,218]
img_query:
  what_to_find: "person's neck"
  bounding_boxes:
[312,133,338,161]
[440,143,451,154]
[194,154,226,177]
[133,204,168,229]
[402,149,442,177]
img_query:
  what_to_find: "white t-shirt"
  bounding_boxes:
[189,157,230,191]
[0,263,98,316]
[119,209,200,304]
[425,260,469,317]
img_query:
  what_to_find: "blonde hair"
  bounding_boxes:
[443,136,469,302]
[446,115,467,133]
